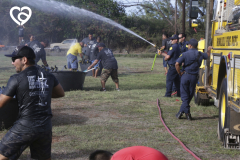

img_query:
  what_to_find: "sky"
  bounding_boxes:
[115,0,144,14]
[116,0,175,15]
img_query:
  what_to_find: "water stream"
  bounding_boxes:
[19,0,155,47]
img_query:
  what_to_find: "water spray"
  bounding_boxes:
[19,0,156,47]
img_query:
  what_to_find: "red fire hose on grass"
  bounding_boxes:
[157,99,201,160]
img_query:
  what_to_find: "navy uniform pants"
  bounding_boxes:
[179,73,198,113]
[165,65,180,97]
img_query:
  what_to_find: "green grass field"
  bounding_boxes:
[0,55,239,160]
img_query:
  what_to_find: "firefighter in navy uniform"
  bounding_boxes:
[171,33,189,96]
[159,35,181,97]
[175,39,212,120]
[178,33,188,53]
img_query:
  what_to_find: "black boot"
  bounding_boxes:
[176,111,183,119]
[185,113,192,121]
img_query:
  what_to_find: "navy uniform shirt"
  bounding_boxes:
[167,43,181,65]
[176,48,208,75]
[179,41,188,53]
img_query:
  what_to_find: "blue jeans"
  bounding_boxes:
[67,54,78,69]
[91,60,102,69]
[163,57,167,67]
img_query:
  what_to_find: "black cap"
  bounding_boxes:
[170,34,179,40]
[97,43,106,47]
[5,46,36,59]
[187,38,198,48]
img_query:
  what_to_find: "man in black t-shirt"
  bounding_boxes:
[0,46,64,160]
[87,43,119,91]
[26,39,49,66]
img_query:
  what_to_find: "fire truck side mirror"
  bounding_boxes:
[191,19,198,28]
[189,19,198,28]
[189,0,199,19]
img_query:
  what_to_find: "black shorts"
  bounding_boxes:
[0,129,52,160]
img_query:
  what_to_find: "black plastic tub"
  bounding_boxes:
[0,98,18,130]
[79,63,102,76]
[52,71,86,91]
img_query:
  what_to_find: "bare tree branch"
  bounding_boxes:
[121,1,174,27]
[151,0,174,27]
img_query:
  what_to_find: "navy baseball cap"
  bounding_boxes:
[97,43,106,47]
[187,38,198,48]
[5,45,36,59]
[170,34,179,40]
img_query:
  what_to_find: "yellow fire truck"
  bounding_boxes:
[190,0,240,148]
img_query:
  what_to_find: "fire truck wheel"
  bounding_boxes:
[218,78,230,142]
[201,98,210,106]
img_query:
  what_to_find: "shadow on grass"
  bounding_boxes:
[52,108,88,126]
[51,150,92,159]
[83,86,101,91]
[83,83,166,91]
[118,71,151,76]
[193,115,218,120]
[120,83,166,90]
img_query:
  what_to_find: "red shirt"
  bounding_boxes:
[111,146,168,160]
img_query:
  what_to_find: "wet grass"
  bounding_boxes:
[0,55,239,159]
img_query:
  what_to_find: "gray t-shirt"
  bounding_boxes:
[97,48,118,69]
[86,40,98,60]
[27,40,46,64]
[92,42,100,60]
[81,37,96,56]
[166,38,172,51]
[162,39,168,52]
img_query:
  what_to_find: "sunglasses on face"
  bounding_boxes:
[12,57,23,62]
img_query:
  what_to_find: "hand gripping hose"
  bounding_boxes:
[157,99,201,160]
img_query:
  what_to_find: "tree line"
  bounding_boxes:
[0,0,205,51]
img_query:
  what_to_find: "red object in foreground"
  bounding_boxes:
[176,99,180,101]
[157,99,202,160]
[171,91,177,96]
[111,146,168,160]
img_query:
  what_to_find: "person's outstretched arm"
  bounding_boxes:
[52,84,64,98]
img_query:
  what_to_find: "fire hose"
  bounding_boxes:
[151,47,167,71]
[157,99,201,160]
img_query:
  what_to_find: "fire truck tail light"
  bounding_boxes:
[228,52,232,60]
